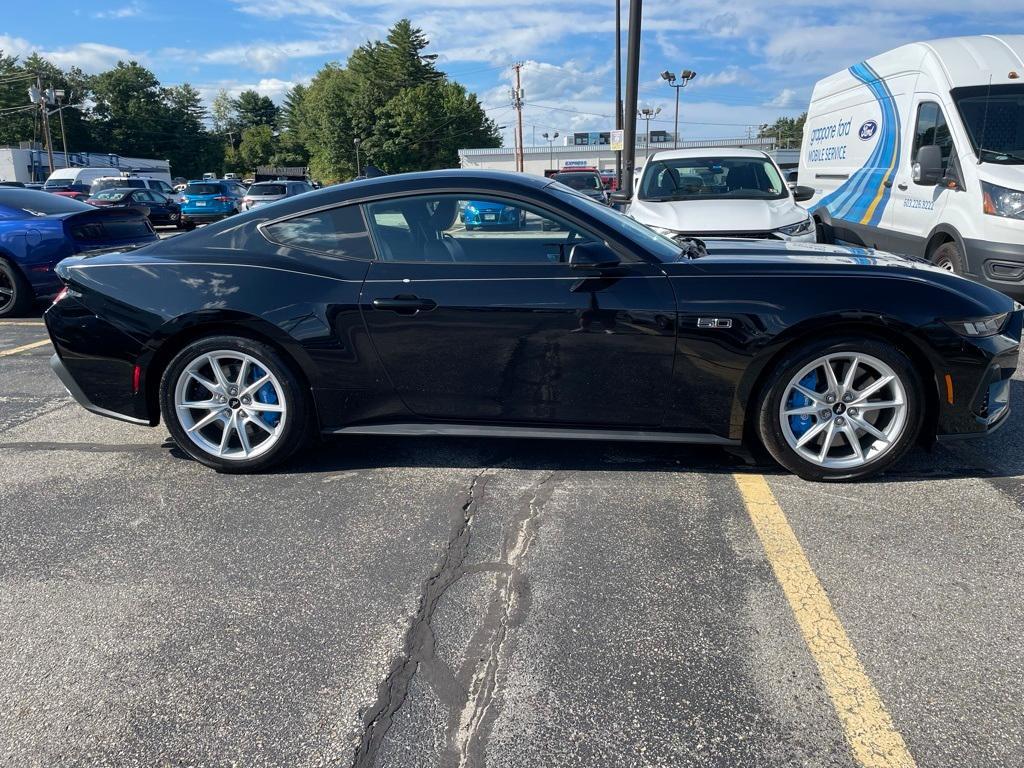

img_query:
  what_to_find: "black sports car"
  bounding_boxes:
[44,170,1022,480]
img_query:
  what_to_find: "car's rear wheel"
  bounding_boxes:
[0,259,32,318]
[757,338,924,481]
[160,336,312,472]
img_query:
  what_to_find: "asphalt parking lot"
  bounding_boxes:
[1,315,1023,767]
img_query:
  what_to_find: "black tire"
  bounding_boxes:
[756,337,924,481]
[159,335,313,473]
[931,241,965,274]
[0,258,33,318]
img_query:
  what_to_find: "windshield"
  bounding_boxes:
[639,156,786,201]
[92,178,144,193]
[953,84,1024,164]
[43,176,77,189]
[249,184,286,196]
[93,189,129,201]
[553,173,602,191]
[0,189,93,216]
[549,184,684,262]
[186,183,224,196]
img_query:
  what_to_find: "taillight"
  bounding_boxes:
[214,195,231,202]
[180,196,189,203]
[53,286,69,304]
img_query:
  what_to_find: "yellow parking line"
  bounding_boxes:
[733,473,916,768]
[0,338,51,357]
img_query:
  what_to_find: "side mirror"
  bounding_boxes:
[609,190,632,205]
[569,241,621,270]
[793,185,815,202]
[913,145,943,185]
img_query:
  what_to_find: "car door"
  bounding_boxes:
[885,97,953,253]
[359,192,677,427]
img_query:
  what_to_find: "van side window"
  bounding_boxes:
[912,102,954,172]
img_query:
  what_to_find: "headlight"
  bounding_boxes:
[777,216,814,236]
[942,312,1010,337]
[982,181,1024,220]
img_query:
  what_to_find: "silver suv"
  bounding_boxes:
[242,180,313,211]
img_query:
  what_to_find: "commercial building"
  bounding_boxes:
[459,136,799,178]
[0,144,171,184]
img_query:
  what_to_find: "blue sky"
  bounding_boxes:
[4,1,1024,147]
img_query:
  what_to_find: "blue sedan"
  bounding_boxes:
[460,199,527,230]
[0,188,158,317]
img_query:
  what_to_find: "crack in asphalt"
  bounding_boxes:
[445,470,564,768]
[351,468,492,768]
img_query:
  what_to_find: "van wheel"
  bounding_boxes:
[0,259,32,318]
[931,241,965,274]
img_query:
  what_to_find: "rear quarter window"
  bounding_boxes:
[262,205,375,260]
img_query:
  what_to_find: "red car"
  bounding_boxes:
[48,184,92,202]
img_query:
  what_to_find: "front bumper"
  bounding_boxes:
[964,238,1024,300]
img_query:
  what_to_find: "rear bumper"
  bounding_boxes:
[50,353,148,426]
[181,210,231,222]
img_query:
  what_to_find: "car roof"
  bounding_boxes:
[647,148,771,161]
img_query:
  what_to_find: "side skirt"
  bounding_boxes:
[323,422,740,446]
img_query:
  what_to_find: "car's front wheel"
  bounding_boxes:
[757,338,923,481]
[159,336,312,472]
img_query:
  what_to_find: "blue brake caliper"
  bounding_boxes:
[253,365,280,427]
[788,371,818,438]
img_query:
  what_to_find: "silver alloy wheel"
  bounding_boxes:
[779,352,908,470]
[0,270,14,312]
[173,350,287,461]
[936,258,955,271]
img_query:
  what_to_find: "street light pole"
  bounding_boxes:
[621,0,642,194]
[660,70,696,148]
[541,132,560,174]
[353,137,361,177]
[638,106,661,158]
[614,0,623,188]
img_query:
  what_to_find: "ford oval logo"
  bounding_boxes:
[859,120,878,140]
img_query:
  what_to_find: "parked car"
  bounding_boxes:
[241,180,313,211]
[802,35,1024,298]
[783,169,799,192]
[45,169,1021,481]
[179,180,245,228]
[0,188,156,317]
[551,171,610,204]
[460,199,527,230]
[47,183,92,201]
[619,148,816,242]
[88,188,182,227]
[90,176,176,197]
[43,167,118,191]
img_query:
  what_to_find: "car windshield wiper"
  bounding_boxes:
[980,148,1024,163]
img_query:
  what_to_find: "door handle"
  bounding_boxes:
[372,295,438,315]
[897,182,908,191]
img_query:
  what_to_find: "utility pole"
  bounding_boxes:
[54,89,70,165]
[512,62,525,172]
[614,0,623,188]
[32,75,55,176]
[622,0,642,195]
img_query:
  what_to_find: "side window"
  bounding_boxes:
[913,101,954,172]
[363,194,599,264]
[262,204,374,260]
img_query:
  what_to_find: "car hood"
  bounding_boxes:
[628,196,805,233]
[681,237,1016,308]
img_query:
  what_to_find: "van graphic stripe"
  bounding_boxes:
[813,62,902,229]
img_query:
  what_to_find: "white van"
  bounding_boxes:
[801,35,1024,299]
[42,167,115,190]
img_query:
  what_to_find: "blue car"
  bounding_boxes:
[0,188,157,317]
[460,199,527,230]
[179,180,246,228]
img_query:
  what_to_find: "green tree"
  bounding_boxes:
[89,61,170,158]
[233,90,278,130]
[238,124,276,169]
[165,83,220,178]
[275,84,310,165]
[297,19,499,182]
[758,112,807,148]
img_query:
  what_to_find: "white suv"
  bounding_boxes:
[624,148,817,242]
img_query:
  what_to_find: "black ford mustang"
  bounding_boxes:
[44,170,1022,480]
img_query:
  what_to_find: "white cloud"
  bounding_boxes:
[94,2,144,19]
[0,35,141,72]
[193,76,312,108]
[767,88,799,108]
